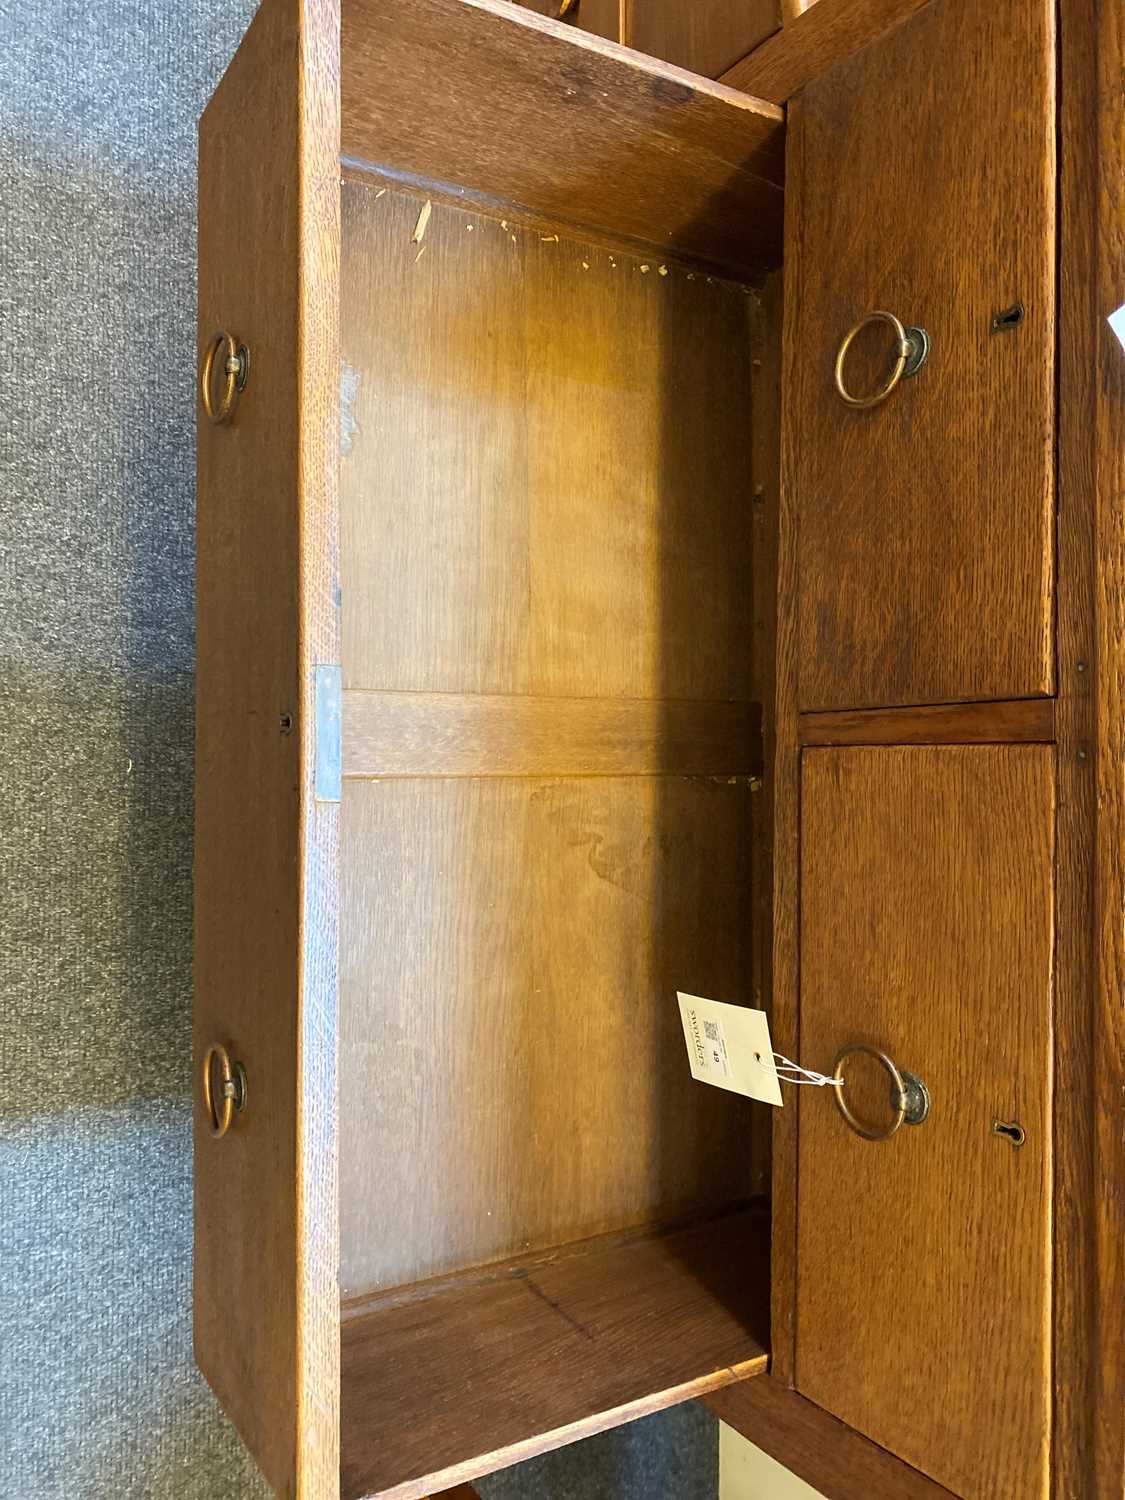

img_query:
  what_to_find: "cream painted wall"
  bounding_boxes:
[719,1422,828,1500]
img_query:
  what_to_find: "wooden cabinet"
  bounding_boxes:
[798,746,1054,1498]
[194,1,1124,1497]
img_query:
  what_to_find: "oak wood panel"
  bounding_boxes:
[799,698,1056,747]
[798,747,1053,1498]
[747,274,783,1245]
[337,157,748,279]
[341,691,761,779]
[768,101,804,1390]
[194,0,340,1493]
[1055,3,1125,1494]
[515,0,782,78]
[340,1212,770,1500]
[707,1378,957,1500]
[1088,2,1125,1487]
[628,0,779,80]
[720,0,928,103]
[791,0,1055,711]
[338,0,785,276]
[514,0,619,39]
[428,1488,481,1500]
[1052,7,1097,1491]
[339,183,757,704]
[338,774,758,1295]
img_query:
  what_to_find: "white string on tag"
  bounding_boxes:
[754,1050,844,1088]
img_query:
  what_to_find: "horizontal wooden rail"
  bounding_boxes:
[720,0,931,103]
[708,1378,957,1500]
[342,691,761,779]
[799,698,1056,747]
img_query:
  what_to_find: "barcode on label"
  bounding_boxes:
[703,1016,730,1077]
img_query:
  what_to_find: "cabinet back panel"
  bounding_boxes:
[339,181,758,701]
[337,182,766,1297]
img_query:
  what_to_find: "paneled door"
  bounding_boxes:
[797,745,1053,1499]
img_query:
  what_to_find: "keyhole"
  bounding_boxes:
[992,1119,1026,1147]
[991,303,1025,332]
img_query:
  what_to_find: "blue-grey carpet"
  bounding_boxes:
[0,0,720,1495]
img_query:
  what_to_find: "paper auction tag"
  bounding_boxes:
[676,992,783,1107]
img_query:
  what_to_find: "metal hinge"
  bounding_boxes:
[314,664,341,803]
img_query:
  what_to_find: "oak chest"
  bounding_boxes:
[194,0,1125,1496]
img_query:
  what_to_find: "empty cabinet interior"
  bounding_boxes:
[196,2,781,1498]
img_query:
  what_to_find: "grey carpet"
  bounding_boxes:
[0,1,720,1494]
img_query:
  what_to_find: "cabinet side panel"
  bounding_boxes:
[194,0,341,1493]
[1055,1,1125,1496]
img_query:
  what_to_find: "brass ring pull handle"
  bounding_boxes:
[832,1044,930,1142]
[201,1042,247,1138]
[199,332,249,424]
[834,310,930,409]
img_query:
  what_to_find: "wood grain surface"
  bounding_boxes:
[768,101,804,1390]
[519,0,786,75]
[799,698,1056,746]
[339,185,758,706]
[338,774,758,1293]
[1089,0,1125,1480]
[797,746,1054,1498]
[790,0,1056,710]
[516,0,781,78]
[337,182,765,1297]
[707,1377,957,1500]
[338,0,785,275]
[194,0,340,1493]
[1055,2,1125,1494]
[628,0,780,79]
[720,0,929,102]
[514,0,619,39]
[342,692,761,779]
[747,273,782,1258]
[340,1212,770,1499]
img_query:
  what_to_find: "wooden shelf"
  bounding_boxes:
[340,1209,771,1500]
[340,0,785,274]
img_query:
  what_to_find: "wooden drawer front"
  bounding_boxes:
[796,746,1053,1499]
[790,0,1055,711]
